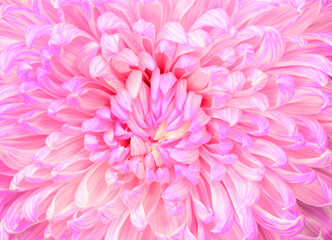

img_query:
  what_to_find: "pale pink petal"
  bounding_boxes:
[190,8,232,33]
[121,185,144,209]
[130,135,149,156]
[97,12,130,32]
[113,48,140,67]
[254,27,285,69]
[50,0,80,8]
[126,70,143,99]
[187,29,210,49]
[210,107,242,127]
[172,0,196,22]
[210,161,227,182]
[170,148,199,164]
[157,22,187,44]
[100,33,120,61]
[89,55,110,78]
[50,23,91,46]
[25,24,52,48]
[133,19,155,40]
[162,178,189,202]
[159,72,177,96]
[183,92,202,121]
[98,194,126,224]
[0,43,26,76]
[210,182,234,234]
[130,202,148,231]
[248,139,288,168]
[138,51,156,71]
[68,209,98,232]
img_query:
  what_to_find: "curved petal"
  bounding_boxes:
[157,22,187,44]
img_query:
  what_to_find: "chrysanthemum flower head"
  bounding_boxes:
[0,0,332,239]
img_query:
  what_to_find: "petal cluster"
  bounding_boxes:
[0,0,332,239]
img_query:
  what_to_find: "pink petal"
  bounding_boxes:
[138,51,156,71]
[25,24,52,48]
[115,88,133,112]
[210,160,227,182]
[121,185,144,209]
[211,107,242,127]
[276,54,332,76]
[174,55,200,77]
[254,27,285,69]
[248,139,288,168]
[130,202,148,231]
[145,167,158,185]
[113,48,139,67]
[82,117,109,133]
[100,33,120,61]
[89,55,110,78]
[188,109,211,132]
[159,72,177,96]
[98,195,126,224]
[210,182,234,234]
[126,70,143,99]
[157,22,187,44]
[50,23,91,46]
[108,146,129,164]
[130,135,149,156]
[187,29,210,49]
[97,12,130,32]
[68,209,98,233]
[190,8,232,33]
[183,92,202,121]
[188,127,211,144]
[0,43,26,76]
[170,148,199,164]
[222,71,246,94]
[133,19,155,40]
[162,178,189,202]
[253,204,304,236]
[172,0,196,22]
[50,0,80,8]
[156,167,171,185]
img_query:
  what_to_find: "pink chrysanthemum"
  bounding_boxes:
[1,0,332,239]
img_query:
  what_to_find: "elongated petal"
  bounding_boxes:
[130,202,148,231]
[126,70,142,99]
[100,33,120,61]
[210,182,234,234]
[183,92,202,121]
